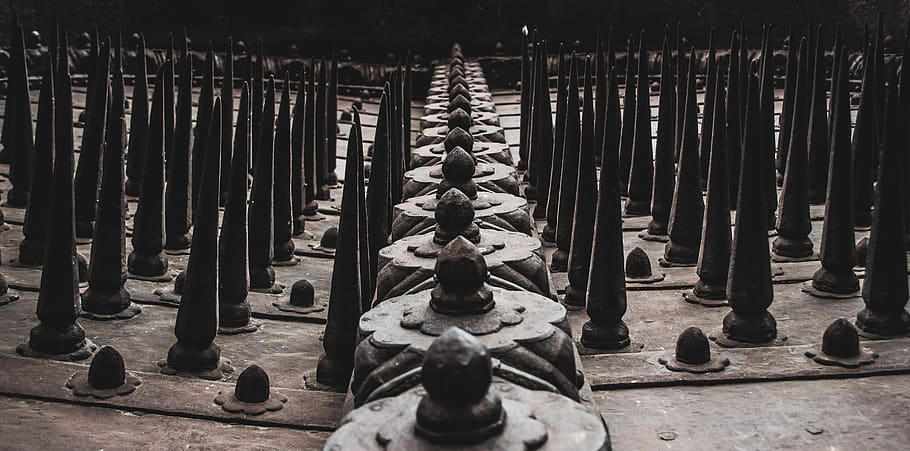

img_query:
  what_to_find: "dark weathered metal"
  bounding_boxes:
[900,17,910,244]
[17,44,96,361]
[315,96,370,391]
[565,55,598,308]
[594,29,607,167]
[698,29,716,189]
[624,31,653,217]
[5,22,34,208]
[675,24,686,160]
[725,32,743,211]
[191,43,215,218]
[66,346,141,398]
[163,33,175,162]
[644,35,676,241]
[352,109,373,313]
[165,54,193,251]
[214,365,287,414]
[533,40,554,221]
[164,97,224,377]
[291,69,307,234]
[125,33,148,197]
[82,65,140,320]
[543,43,567,242]
[249,77,278,292]
[518,28,530,171]
[219,83,252,332]
[366,90,392,283]
[583,64,631,350]
[19,54,55,266]
[773,37,813,260]
[326,50,339,186]
[551,55,580,273]
[663,48,703,266]
[758,26,778,228]
[128,64,169,278]
[315,58,331,200]
[812,46,859,296]
[856,64,910,338]
[523,33,539,197]
[689,61,731,306]
[618,35,636,195]
[273,72,296,265]
[220,37,235,206]
[776,22,798,187]
[659,327,729,373]
[251,36,264,170]
[603,30,621,172]
[303,59,320,216]
[74,37,109,239]
[715,69,780,347]
[805,318,878,367]
[807,25,828,205]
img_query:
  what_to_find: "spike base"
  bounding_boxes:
[622,199,651,217]
[771,236,815,261]
[661,242,699,267]
[550,250,568,272]
[66,371,142,399]
[659,353,730,373]
[710,311,788,348]
[164,234,193,253]
[127,251,170,278]
[804,348,878,368]
[160,343,233,380]
[308,357,352,393]
[638,229,670,243]
[684,283,728,307]
[580,320,637,352]
[18,323,97,361]
[17,239,47,266]
[855,309,910,339]
[81,288,142,320]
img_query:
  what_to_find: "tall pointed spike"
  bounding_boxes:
[315,105,370,391]
[663,47,704,265]
[698,28,717,189]
[17,43,96,360]
[719,68,779,346]
[726,31,743,211]
[303,59,320,215]
[5,23,34,207]
[624,30,654,217]
[219,83,253,331]
[603,31,622,187]
[128,63,169,277]
[82,63,138,319]
[251,36,264,169]
[776,22,799,186]
[773,37,813,259]
[853,40,876,229]
[165,54,193,251]
[74,36,110,239]
[542,43,567,242]
[691,60,731,303]
[565,55,599,307]
[812,46,859,295]
[164,33,175,162]
[314,59,331,200]
[582,64,631,350]
[807,25,829,204]
[674,24,686,159]
[594,29,607,167]
[551,54,581,273]
[518,26,531,171]
[191,42,216,217]
[220,37,235,206]
[646,36,676,239]
[533,40,554,221]
[352,108,372,312]
[19,53,55,265]
[759,25,778,227]
[125,33,149,197]
[273,72,296,264]
[367,91,392,283]
[249,76,278,291]
[291,68,308,234]
[326,50,340,186]
[856,63,910,337]
[618,35,636,194]
[167,96,223,373]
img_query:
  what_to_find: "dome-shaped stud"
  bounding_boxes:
[66,346,141,398]
[436,146,479,201]
[444,127,474,154]
[309,226,338,256]
[448,83,471,102]
[174,270,186,295]
[659,327,729,373]
[273,278,326,315]
[447,108,472,133]
[625,247,665,283]
[805,318,878,367]
[429,237,494,314]
[448,93,472,115]
[432,188,480,246]
[214,364,288,415]
[415,328,506,444]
